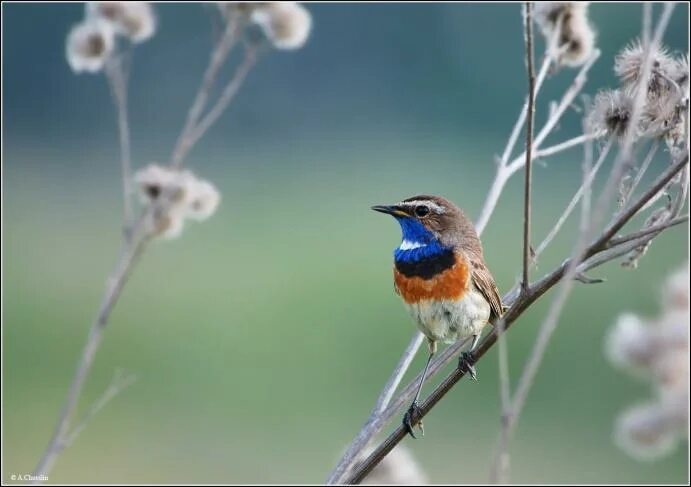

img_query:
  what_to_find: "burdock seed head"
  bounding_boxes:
[65,18,115,74]
[614,40,676,98]
[250,2,312,50]
[588,89,636,139]
[86,2,157,44]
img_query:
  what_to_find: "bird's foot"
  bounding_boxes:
[403,401,424,439]
[458,352,478,381]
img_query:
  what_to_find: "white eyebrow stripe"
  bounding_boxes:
[398,200,446,213]
[398,240,426,250]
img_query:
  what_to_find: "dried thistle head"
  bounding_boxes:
[640,93,687,143]
[547,6,595,67]
[250,2,312,50]
[535,3,594,68]
[605,262,689,461]
[614,40,676,98]
[183,179,221,222]
[605,313,659,375]
[86,2,156,43]
[614,402,679,461]
[533,2,588,35]
[134,164,221,239]
[587,89,636,139]
[66,19,115,74]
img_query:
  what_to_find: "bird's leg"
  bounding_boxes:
[403,340,436,439]
[458,333,481,381]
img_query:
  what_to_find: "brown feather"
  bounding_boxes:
[469,254,503,323]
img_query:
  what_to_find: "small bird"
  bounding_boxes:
[372,195,503,438]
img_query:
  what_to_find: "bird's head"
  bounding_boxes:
[372,195,479,260]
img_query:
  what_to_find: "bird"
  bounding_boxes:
[372,195,503,438]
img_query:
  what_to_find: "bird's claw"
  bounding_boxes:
[403,402,424,439]
[458,352,478,381]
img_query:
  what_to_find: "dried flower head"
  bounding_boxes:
[359,444,428,485]
[605,262,689,461]
[614,40,676,97]
[534,3,594,68]
[134,164,221,239]
[250,2,312,50]
[552,8,595,67]
[86,2,156,43]
[66,19,115,74]
[640,93,686,142]
[183,179,221,222]
[588,89,635,139]
[605,313,658,374]
[534,3,588,31]
[614,402,679,461]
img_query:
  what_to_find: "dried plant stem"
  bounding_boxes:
[183,46,259,155]
[522,1,535,293]
[619,140,660,210]
[345,154,688,485]
[62,370,137,448]
[170,16,240,168]
[534,138,615,260]
[105,56,133,224]
[32,227,150,480]
[476,49,601,235]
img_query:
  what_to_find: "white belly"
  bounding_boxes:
[403,288,491,344]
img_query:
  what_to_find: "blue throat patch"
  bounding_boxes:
[393,217,449,263]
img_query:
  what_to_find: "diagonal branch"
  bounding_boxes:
[344,153,688,485]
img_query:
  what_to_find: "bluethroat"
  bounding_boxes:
[372,195,503,438]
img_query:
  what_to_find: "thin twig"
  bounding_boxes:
[32,226,150,479]
[345,153,688,485]
[534,138,615,259]
[105,55,133,225]
[621,140,660,208]
[606,214,689,248]
[170,14,241,168]
[62,370,137,448]
[499,55,552,168]
[476,49,601,235]
[180,46,259,162]
[522,1,536,293]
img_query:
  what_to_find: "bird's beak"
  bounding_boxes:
[371,204,409,217]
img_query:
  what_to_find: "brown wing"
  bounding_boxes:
[470,257,503,323]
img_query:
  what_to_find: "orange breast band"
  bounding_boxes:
[394,254,469,304]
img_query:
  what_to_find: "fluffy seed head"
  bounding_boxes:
[614,40,676,97]
[533,3,588,35]
[86,2,156,43]
[134,164,221,239]
[588,89,635,138]
[552,8,595,67]
[614,402,678,461]
[250,2,312,50]
[183,179,221,222]
[640,93,686,142]
[605,313,657,375]
[66,19,115,73]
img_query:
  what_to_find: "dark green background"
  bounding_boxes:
[3,2,689,483]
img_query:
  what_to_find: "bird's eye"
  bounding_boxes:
[414,205,430,217]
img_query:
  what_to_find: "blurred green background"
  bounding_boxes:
[3,2,689,484]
